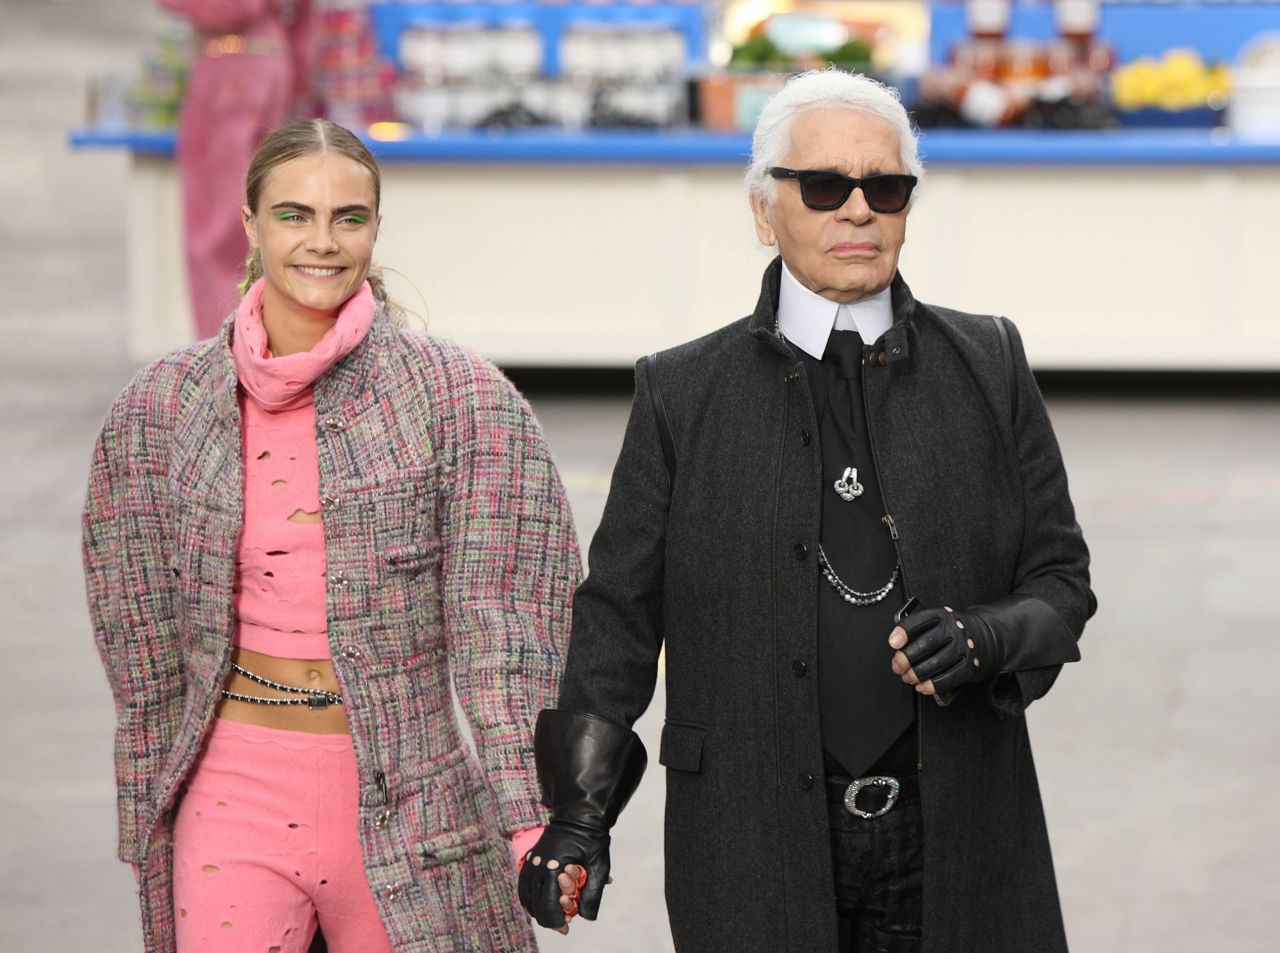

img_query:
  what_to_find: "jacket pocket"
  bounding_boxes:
[418,824,489,868]
[659,722,706,773]
[383,541,440,572]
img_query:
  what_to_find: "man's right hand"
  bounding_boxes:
[518,821,609,930]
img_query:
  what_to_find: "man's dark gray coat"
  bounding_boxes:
[559,258,1096,953]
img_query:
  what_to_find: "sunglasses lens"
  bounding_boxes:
[799,173,853,210]
[863,176,913,212]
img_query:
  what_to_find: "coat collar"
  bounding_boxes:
[209,306,388,423]
[747,255,917,365]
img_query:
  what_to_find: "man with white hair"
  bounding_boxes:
[519,69,1095,953]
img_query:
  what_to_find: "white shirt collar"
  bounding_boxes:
[777,262,894,360]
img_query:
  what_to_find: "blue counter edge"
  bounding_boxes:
[68,127,1280,165]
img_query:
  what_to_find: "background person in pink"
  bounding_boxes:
[83,119,575,952]
[161,0,315,339]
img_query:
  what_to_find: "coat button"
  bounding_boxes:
[381,883,401,901]
[800,429,812,446]
[331,572,349,587]
[797,773,814,790]
[793,542,808,561]
[340,645,360,661]
[373,808,393,829]
[321,415,346,432]
[792,659,807,677]
[320,493,341,510]
[878,352,888,366]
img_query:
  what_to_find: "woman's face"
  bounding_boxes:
[243,152,380,323]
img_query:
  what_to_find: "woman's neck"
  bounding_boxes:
[260,296,338,356]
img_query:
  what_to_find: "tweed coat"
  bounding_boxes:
[559,258,1096,953]
[82,310,580,953]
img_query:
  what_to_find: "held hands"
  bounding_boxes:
[889,605,1004,696]
[517,821,611,932]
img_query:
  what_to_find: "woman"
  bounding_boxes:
[83,119,578,953]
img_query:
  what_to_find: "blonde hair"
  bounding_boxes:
[239,118,403,322]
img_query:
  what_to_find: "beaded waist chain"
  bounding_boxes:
[220,663,343,710]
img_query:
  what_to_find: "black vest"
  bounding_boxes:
[797,331,916,778]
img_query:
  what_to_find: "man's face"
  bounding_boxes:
[751,108,910,304]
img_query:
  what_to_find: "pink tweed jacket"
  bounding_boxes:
[82,312,580,953]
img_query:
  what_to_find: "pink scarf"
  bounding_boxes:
[231,278,376,411]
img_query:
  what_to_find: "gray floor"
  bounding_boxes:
[3,2,1278,950]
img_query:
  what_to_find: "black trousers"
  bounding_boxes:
[827,794,923,953]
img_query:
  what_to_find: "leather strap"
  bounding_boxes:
[644,353,677,483]
[992,315,1017,424]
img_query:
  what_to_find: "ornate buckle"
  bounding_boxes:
[843,776,901,819]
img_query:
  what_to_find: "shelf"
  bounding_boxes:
[69,126,1280,165]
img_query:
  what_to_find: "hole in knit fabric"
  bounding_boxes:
[221,922,233,929]
[263,571,274,577]
[257,451,270,460]
[287,509,322,525]
[202,865,220,874]
[265,551,288,557]
[272,480,287,488]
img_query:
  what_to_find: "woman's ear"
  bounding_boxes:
[242,206,258,249]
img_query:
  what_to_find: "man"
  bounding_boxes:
[518,69,1095,953]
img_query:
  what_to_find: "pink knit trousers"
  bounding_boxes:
[172,718,395,953]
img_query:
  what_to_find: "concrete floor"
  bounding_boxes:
[2,2,1278,950]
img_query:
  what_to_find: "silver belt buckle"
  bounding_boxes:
[843,776,901,819]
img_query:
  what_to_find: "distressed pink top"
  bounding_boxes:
[230,279,375,659]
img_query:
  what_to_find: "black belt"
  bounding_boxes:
[826,773,920,819]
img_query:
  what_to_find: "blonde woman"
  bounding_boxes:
[83,119,577,952]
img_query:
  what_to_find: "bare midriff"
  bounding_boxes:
[216,647,350,734]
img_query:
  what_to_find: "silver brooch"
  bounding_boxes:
[833,466,864,502]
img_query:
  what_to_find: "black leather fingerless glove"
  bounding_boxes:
[900,595,1082,696]
[517,709,647,929]
[900,605,1002,694]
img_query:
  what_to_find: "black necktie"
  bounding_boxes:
[816,330,915,777]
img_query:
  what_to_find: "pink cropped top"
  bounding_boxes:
[230,279,375,659]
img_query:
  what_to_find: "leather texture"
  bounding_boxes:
[517,709,647,927]
[901,595,1082,696]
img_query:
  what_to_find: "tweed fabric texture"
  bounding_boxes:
[560,258,1095,953]
[83,311,580,953]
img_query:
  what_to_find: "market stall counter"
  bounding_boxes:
[71,126,1280,370]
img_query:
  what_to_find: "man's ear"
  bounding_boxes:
[749,193,776,247]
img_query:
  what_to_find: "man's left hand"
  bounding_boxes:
[889,605,1003,695]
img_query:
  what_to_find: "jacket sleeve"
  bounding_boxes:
[82,383,185,863]
[557,360,670,729]
[980,318,1097,717]
[438,360,581,835]
[159,0,276,34]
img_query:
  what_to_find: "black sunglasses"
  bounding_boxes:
[768,168,917,213]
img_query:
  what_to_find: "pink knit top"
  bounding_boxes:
[230,279,375,659]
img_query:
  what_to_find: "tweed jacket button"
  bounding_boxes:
[374,808,393,829]
[797,773,814,790]
[321,415,345,432]
[320,492,341,510]
[792,542,808,561]
[382,883,401,901]
[331,572,349,587]
[340,645,361,660]
[792,659,807,677]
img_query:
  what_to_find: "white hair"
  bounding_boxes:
[746,69,925,206]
